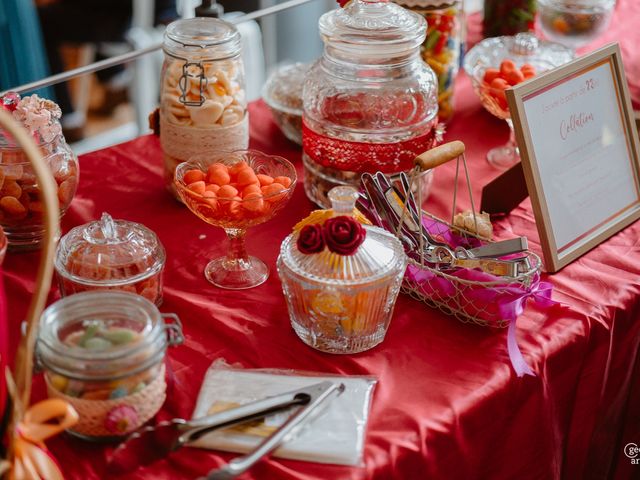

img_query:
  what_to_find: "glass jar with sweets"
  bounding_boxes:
[0,94,78,249]
[302,0,440,208]
[483,0,537,38]
[54,212,166,305]
[277,186,407,354]
[37,291,183,440]
[394,0,464,122]
[160,17,248,198]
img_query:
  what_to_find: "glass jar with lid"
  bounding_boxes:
[54,212,166,305]
[0,94,78,249]
[393,0,464,122]
[277,186,407,354]
[37,291,183,439]
[302,0,440,208]
[160,17,248,198]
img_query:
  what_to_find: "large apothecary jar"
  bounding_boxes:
[160,18,248,197]
[302,0,439,208]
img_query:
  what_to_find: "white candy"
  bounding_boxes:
[188,100,225,126]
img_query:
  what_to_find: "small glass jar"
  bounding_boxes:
[37,291,183,440]
[262,63,310,146]
[54,212,166,305]
[160,17,249,197]
[0,127,78,249]
[302,0,440,208]
[277,186,407,354]
[483,0,537,38]
[394,1,464,122]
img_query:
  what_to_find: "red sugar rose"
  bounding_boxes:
[297,224,326,254]
[323,216,366,256]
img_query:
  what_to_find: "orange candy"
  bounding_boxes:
[182,162,293,222]
[257,174,274,186]
[273,176,292,188]
[505,69,525,86]
[184,169,205,185]
[499,59,516,76]
[483,68,500,85]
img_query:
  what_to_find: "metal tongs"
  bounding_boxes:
[359,141,531,277]
[108,381,344,478]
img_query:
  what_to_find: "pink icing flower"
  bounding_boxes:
[1,92,20,112]
[105,404,139,434]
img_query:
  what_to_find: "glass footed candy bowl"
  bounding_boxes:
[277,186,407,354]
[463,33,573,169]
[537,0,616,50]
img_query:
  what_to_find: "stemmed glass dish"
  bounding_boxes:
[174,150,297,289]
[537,0,616,50]
[463,33,573,169]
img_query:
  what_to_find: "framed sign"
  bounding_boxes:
[507,44,640,272]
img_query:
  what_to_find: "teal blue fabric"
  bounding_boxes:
[0,0,54,99]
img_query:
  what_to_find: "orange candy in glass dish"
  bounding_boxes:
[174,149,297,289]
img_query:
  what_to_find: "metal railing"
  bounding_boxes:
[5,0,320,95]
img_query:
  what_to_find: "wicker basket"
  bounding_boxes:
[0,107,64,478]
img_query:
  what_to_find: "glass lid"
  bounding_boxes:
[279,187,406,284]
[55,212,165,286]
[163,17,241,58]
[319,0,427,53]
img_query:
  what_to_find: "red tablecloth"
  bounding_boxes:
[4,3,640,478]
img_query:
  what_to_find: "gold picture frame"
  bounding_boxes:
[507,43,640,272]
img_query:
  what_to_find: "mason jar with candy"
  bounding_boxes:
[160,17,248,198]
[394,0,464,122]
[37,291,183,439]
[0,93,78,249]
[303,0,440,208]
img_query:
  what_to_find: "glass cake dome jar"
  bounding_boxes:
[302,0,440,208]
[160,17,248,198]
[277,186,407,354]
[55,212,166,305]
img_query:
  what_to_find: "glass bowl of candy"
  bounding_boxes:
[0,93,78,249]
[174,149,297,289]
[54,212,166,305]
[37,291,183,439]
[463,33,573,168]
[537,0,616,50]
[262,62,309,145]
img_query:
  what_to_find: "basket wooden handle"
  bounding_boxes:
[0,109,60,412]
[414,140,465,171]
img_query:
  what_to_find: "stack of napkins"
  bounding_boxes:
[190,363,376,466]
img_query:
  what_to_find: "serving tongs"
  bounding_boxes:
[108,381,344,477]
[360,141,531,277]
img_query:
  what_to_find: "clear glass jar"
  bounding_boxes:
[160,17,249,198]
[55,212,166,305]
[277,186,407,353]
[394,1,464,122]
[37,291,183,439]
[262,62,310,146]
[302,0,439,208]
[0,128,78,249]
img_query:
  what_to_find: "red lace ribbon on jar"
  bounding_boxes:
[302,121,440,174]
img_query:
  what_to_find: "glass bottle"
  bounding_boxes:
[394,0,464,122]
[277,186,407,354]
[302,0,440,208]
[160,17,248,198]
[54,212,166,305]
[0,125,78,249]
[37,291,183,439]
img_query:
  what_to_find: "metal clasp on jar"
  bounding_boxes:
[178,62,208,106]
[161,313,184,346]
